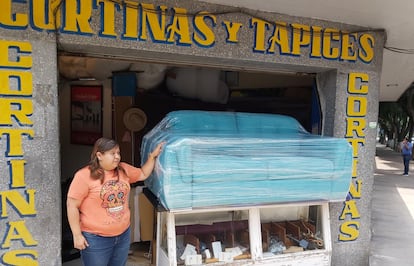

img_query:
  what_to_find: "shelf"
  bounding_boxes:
[149,197,331,266]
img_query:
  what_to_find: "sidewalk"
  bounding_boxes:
[370,144,414,266]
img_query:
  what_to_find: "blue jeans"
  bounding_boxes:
[403,154,411,174]
[81,227,131,266]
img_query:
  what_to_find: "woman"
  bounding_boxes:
[66,137,163,266]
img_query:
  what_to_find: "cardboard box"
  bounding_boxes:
[139,192,154,241]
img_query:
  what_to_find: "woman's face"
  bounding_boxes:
[97,146,121,171]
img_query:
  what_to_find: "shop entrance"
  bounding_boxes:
[58,54,320,264]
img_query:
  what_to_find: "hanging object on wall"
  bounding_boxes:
[70,85,103,145]
[121,131,132,143]
[112,71,137,96]
[123,107,147,132]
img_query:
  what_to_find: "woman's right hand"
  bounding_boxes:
[73,233,89,250]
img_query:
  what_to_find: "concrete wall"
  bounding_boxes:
[0,0,384,265]
[0,24,61,265]
[318,69,380,265]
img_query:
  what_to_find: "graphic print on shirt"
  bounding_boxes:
[100,180,129,220]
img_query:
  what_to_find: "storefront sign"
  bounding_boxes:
[0,39,38,264]
[339,72,368,241]
[1,0,374,63]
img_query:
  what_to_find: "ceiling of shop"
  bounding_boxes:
[198,0,414,102]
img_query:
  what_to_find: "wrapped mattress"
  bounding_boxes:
[141,110,353,210]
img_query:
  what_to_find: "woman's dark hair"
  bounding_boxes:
[89,137,125,183]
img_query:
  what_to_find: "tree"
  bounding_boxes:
[378,102,409,150]
[398,83,414,141]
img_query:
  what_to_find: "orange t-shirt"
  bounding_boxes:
[67,162,143,237]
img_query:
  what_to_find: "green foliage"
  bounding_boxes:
[398,85,414,140]
[379,84,414,150]
[378,102,409,149]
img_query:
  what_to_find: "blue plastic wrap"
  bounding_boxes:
[141,110,353,210]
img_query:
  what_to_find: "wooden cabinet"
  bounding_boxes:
[151,200,331,266]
